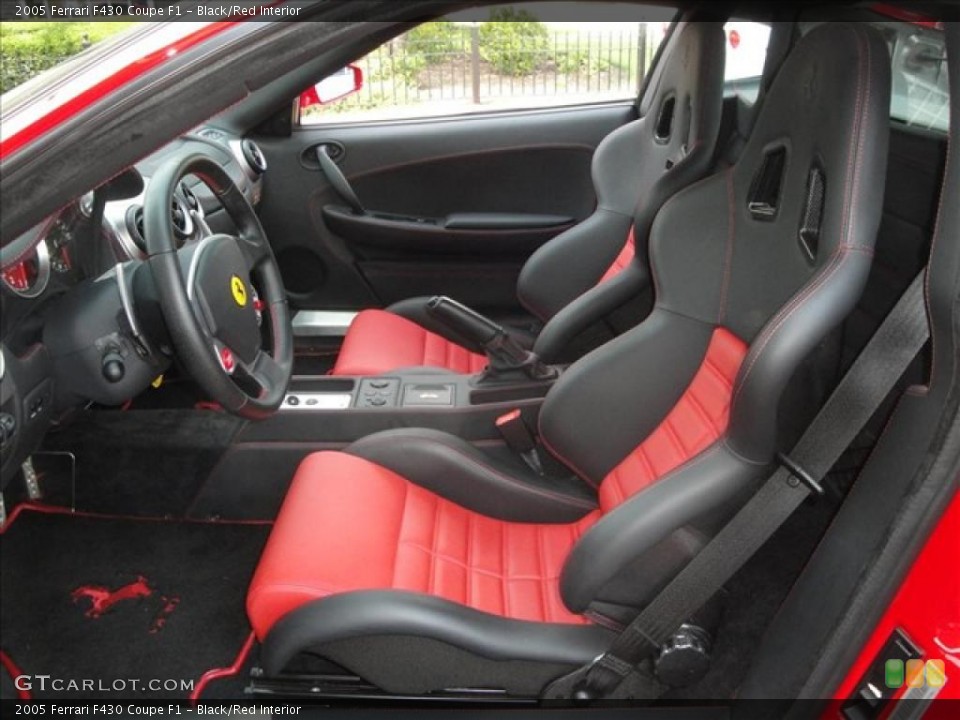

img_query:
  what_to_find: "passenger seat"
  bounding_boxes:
[330,22,728,376]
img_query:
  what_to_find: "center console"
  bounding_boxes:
[236,370,557,444]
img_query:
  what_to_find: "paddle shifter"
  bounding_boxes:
[426,296,556,382]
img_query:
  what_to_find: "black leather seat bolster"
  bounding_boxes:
[517,208,634,322]
[561,441,766,612]
[260,590,614,677]
[534,261,649,362]
[346,428,598,523]
[728,249,876,461]
[539,309,715,486]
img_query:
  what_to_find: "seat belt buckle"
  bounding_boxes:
[777,452,824,496]
[496,409,543,475]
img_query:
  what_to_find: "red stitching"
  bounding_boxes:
[733,25,875,410]
[733,246,848,408]
[718,168,736,323]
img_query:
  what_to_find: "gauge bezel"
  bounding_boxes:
[1,237,51,299]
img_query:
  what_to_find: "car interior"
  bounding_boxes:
[0,1,957,711]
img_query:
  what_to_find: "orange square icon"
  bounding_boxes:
[906,659,925,688]
[926,659,946,688]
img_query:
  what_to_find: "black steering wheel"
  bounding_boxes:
[144,154,292,419]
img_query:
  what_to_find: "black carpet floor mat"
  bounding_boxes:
[0,508,269,700]
[40,409,243,518]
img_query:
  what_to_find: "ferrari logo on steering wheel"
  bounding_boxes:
[230,275,248,307]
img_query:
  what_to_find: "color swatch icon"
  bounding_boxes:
[926,659,946,688]
[885,659,904,689]
[906,659,925,688]
[884,657,948,689]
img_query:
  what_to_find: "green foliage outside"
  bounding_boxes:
[1,22,137,95]
[479,9,550,76]
[404,20,464,58]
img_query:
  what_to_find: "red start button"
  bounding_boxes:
[219,346,236,373]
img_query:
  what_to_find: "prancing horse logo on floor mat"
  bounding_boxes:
[72,576,179,633]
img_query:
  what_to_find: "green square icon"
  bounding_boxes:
[885,659,905,689]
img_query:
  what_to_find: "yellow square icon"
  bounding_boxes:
[926,659,946,688]
[906,659,925,688]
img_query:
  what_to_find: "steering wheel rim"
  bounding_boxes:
[145,153,292,419]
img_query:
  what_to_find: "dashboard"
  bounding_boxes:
[0,126,268,487]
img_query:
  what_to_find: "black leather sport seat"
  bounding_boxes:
[249,23,890,695]
[330,22,727,375]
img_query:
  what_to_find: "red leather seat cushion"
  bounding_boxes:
[331,309,487,376]
[247,451,598,639]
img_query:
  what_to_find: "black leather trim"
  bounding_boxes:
[346,428,597,522]
[517,208,634,321]
[539,309,714,485]
[533,260,649,363]
[260,590,614,677]
[516,22,726,324]
[560,442,765,612]
[388,296,536,355]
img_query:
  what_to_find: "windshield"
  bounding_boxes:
[1,21,143,96]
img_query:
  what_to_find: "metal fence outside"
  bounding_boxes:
[306,23,661,120]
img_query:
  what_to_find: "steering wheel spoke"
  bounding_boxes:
[235,348,286,398]
[146,153,292,419]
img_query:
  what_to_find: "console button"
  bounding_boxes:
[369,380,390,389]
[369,398,387,407]
[286,395,300,406]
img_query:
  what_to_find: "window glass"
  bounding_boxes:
[723,21,771,104]
[876,21,949,133]
[299,3,675,125]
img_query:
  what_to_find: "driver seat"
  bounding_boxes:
[248,23,889,696]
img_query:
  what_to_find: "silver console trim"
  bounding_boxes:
[282,392,353,411]
[292,310,359,338]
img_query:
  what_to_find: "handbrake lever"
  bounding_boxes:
[426,296,556,382]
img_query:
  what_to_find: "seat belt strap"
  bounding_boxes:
[576,269,930,698]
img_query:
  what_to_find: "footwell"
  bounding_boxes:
[0,506,268,699]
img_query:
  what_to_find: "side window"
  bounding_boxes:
[299,3,675,125]
[723,21,771,104]
[876,21,949,133]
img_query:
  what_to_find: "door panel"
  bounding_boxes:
[253,103,636,313]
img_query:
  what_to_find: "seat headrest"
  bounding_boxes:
[651,22,891,343]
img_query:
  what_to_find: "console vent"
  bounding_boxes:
[242,139,267,174]
[125,197,191,255]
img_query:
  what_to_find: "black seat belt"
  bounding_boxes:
[568,269,930,700]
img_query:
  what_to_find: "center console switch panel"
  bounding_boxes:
[357,378,400,408]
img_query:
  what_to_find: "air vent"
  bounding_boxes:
[242,139,267,174]
[125,198,191,255]
[126,205,147,254]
